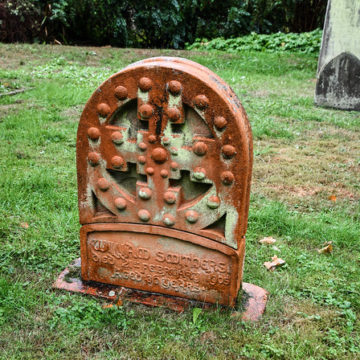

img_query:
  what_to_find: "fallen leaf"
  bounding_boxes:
[259,236,276,245]
[102,303,113,309]
[272,245,280,252]
[263,255,286,271]
[317,242,333,254]
[328,195,337,202]
[20,222,29,229]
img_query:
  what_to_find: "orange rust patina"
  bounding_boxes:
[77,57,253,306]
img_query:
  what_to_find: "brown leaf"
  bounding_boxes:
[317,242,333,254]
[328,195,337,202]
[20,222,29,229]
[263,255,286,271]
[259,236,277,245]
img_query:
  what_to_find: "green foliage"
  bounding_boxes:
[1,0,327,48]
[187,29,323,54]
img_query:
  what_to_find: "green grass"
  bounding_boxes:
[0,43,359,359]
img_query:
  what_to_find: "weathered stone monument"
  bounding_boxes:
[55,57,267,317]
[315,0,360,110]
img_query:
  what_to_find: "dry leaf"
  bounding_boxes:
[263,255,286,271]
[328,195,337,202]
[259,236,277,245]
[102,303,113,309]
[20,222,29,229]
[317,242,333,254]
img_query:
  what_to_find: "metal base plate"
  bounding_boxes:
[53,258,268,320]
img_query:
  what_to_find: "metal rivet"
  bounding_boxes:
[139,77,152,92]
[168,80,182,95]
[164,191,176,204]
[163,137,171,146]
[139,104,153,119]
[88,152,100,166]
[97,103,110,117]
[111,156,124,169]
[163,214,175,226]
[138,187,152,200]
[87,127,100,140]
[138,209,150,222]
[148,135,157,143]
[146,167,154,175]
[185,210,199,223]
[167,107,181,122]
[114,197,127,210]
[207,195,220,209]
[160,169,168,178]
[170,161,179,170]
[193,141,207,156]
[214,116,227,130]
[111,131,123,145]
[221,171,234,185]
[170,147,178,155]
[151,147,167,163]
[138,155,146,164]
[222,144,236,158]
[193,167,206,180]
[194,95,209,110]
[97,178,110,191]
[139,142,147,151]
[114,86,128,100]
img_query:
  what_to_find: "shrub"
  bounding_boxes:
[186,29,323,54]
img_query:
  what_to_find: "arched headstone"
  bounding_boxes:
[315,0,360,110]
[76,57,253,306]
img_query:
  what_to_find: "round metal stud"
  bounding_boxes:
[163,137,171,146]
[185,210,199,223]
[214,116,227,130]
[138,209,151,222]
[87,127,100,140]
[97,103,110,117]
[168,80,182,95]
[146,167,154,175]
[88,152,100,166]
[111,131,123,145]
[207,195,220,209]
[111,155,124,169]
[221,171,234,185]
[138,155,146,164]
[151,147,167,163]
[163,214,175,226]
[222,144,236,158]
[164,191,176,204]
[139,77,152,92]
[167,107,181,122]
[138,187,152,200]
[97,178,110,191]
[114,197,127,210]
[170,161,179,170]
[193,167,206,180]
[139,142,147,151]
[114,86,128,100]
[193,141,207,156]
[160,169,168,178]
[148,135,157,143]
[194,95,209,110]
[139,104,154,119]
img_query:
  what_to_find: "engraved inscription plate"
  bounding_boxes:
[81,224,241,305]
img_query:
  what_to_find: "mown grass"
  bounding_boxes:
[0,43,359,360]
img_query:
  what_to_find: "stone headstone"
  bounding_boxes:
[77,57,253,306]
[315,0,360,110]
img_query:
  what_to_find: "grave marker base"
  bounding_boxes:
[53,258,268,320]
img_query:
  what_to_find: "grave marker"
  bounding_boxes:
[54,57,268,314]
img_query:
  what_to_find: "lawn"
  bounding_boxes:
[0,43,359,359]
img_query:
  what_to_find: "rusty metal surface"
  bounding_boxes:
[76,57,253,306]
[54,259,268,320]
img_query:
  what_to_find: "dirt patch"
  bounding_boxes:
[61,105,83,123]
